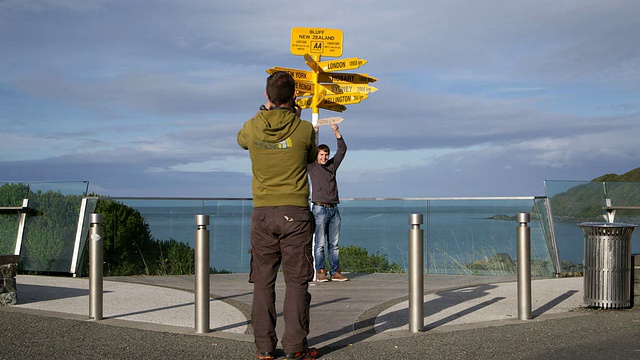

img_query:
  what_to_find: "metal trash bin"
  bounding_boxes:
[578,222,636,309]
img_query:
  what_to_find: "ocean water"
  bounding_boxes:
[131,201,628,275]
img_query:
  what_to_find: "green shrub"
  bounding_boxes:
[85,199,205,276]
[339,245,404,273]
[155,239,195,275]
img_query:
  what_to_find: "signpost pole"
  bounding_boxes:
[311,54,321,129]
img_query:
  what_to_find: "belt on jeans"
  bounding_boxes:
[313,202,336,208]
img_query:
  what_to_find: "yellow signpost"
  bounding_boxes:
[269,27,377,124]
[266,67,314,82]
[322,93,368,105]
[290,27,343,57]
[296,97,348,113]
[318,102,347,112]
[317,72,377,85]
[321,84,378,95]
[317,57,367,72]
[295,81,314,96]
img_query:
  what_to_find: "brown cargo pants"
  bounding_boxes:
[249,205,315,354]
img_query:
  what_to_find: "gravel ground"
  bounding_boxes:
[2,306,639,360]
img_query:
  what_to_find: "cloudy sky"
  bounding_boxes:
[1,0,639,198]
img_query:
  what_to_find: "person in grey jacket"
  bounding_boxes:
[307,124,348,282]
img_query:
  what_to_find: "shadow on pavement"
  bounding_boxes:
[17,284,104,304]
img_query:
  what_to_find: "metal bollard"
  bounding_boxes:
[408,213,424,333]
[516,212,532,320]
[89,213,104,320]
[195,214,210,333]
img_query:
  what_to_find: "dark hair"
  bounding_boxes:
[266,71,295,106]
[318,144,330,153]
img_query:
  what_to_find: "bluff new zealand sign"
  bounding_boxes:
[290,27,343,57]
[269,27,378,118]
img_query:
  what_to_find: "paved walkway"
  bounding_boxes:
[2,273,639,359]
[10,273,585,341]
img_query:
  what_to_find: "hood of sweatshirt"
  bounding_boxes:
[251,109,301,143]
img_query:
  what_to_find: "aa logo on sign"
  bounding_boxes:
[311,42,323,53]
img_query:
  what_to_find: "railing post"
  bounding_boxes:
[408,213,424,333]
[517,212,532,320]
[195,214,210,333]
[89,213,103,320]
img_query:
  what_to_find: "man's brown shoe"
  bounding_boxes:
[316,269,329,282]
[256,351,275,360]
[284,347,318,359]
[331,269,348,282]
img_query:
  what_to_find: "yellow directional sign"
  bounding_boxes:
[304,54,368,73]
[296,97,313,109]
[322,93,368,105]
[291,27,343,57]
[316,117,344,126]
[318,102,347,112]
[303,54,321,73]
[296,82,378,96]
[312,88,327,108]
[320,84,379,95]
[295,81,314,96]
[317,57,367,72]
[318,72,377,84]
[266,67,314,82]
[298,97,348,112]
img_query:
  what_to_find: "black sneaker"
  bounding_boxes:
[283,347,318,360]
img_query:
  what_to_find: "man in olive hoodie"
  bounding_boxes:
[237,71,318,360]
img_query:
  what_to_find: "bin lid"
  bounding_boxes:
[578,222,637,228]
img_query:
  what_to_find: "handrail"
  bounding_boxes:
[602,198,640,222]
[0,198,38,215]
[96,195,546,201]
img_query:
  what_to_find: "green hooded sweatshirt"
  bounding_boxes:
[238,109,317,207]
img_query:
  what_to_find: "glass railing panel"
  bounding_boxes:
[0,182,30,254]
[112,198,206,244]
[544,180,594,198]
[93,198,254,275]
[28,181,90,196]
[20,181,89,272]
[604,182,640,207]
[544,180,605,221]
[100,198,205,274]
[544,180,607,272]
[0,213,19,254]
[602,182,640,255]
[204,200,252,273]
[425,198,553,277]
[72,197,98,276]
[0,216,18,254]
[545,180,640,271]
[339,199,427,270]
[532,197,560,274]
[0,182,30,205]
[78,197,558,277]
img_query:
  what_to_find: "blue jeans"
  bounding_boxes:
[312,204,341,275]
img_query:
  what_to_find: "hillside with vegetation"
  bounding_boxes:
[591,167,640,182]
[549,167,640,221]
